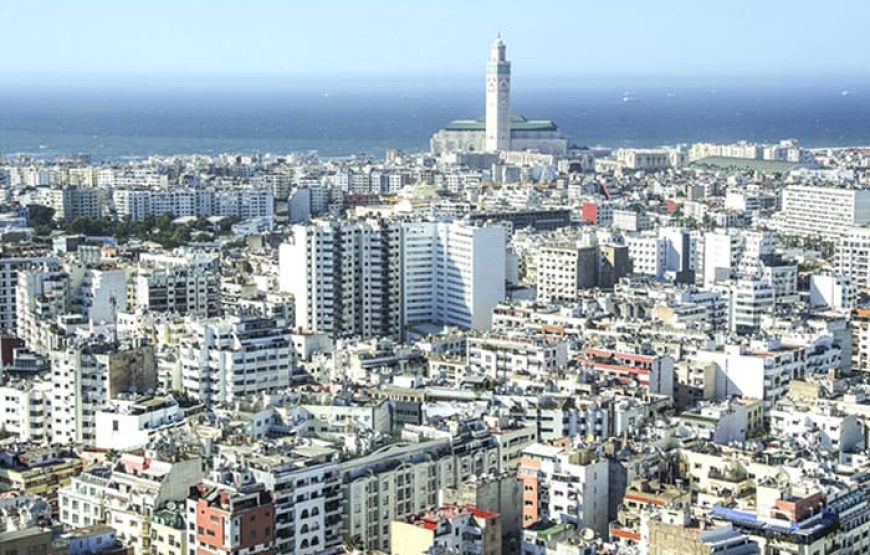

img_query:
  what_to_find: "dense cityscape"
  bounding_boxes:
[1,29,870,555]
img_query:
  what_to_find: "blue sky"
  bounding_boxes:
[2,0,868,84]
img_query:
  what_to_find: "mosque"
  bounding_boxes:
[430,36,571,157]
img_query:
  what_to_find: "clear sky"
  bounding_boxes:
[2,0,868,85]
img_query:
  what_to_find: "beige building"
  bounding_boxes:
[390,504,501,555]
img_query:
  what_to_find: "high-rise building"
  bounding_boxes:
[280,219,506,338]
[279,219,403,340]
[402,221,506,330]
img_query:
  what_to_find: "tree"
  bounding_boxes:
[27,204,56,237]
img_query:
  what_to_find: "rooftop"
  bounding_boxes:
[444,115,558,132]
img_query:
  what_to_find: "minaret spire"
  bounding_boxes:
[485,35,511,152]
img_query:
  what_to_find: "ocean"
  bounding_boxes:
[1,77,868,160]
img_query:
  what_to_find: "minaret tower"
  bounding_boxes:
[485,34,511,152]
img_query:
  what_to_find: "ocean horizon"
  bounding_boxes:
[1,76,869,161]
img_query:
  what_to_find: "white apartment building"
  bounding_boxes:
[222,445,343,555]
[113,186,274,221]
[771,399,865,454]
[134,251,220,317]
[625,234,666,278]
[93,396,185,451]
[282,219,506,339]
[723,279,775,334]
[810,274,857,311]
[280,219,403,340]
[0,255,59,334]
[535,244,598,303]
[48,186,102,220]
[837,226,870,289]
[613,209,652,232]
[49,340,156,445]
[178,315,294,404]
[16,267,69,354]
[693,338,840,419]
[402,221,506,330]
[58,454,202,552]
[701,229,775,287]
[0,379,52,443]
[494,395,611,443]
[518,444,610,536]
[340,423,500,552]
[69,264,127,324]
[776,185,870,242]
[467,334,568,379]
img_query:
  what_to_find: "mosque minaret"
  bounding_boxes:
[430,35,570,157]
[485,34,511,152]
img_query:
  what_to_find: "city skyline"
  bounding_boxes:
[2,0,869,86]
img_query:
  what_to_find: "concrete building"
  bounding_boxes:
[340,422,501,552]
[0,254,59,334]
[93,396,185,451]
[536,243,598,303]
[226,445,344,555]
[402,220,506,331]
[134,251,220,318]
[837,226,870,289]
[467,334,568,380]
[280,218,403,340]
[186,482,275,555]
[50,339,157,445]
[776,185,870,242]
[518,444,610,536]
[809,274,857,311]
[49,186,102,220]
[390,504,502,555]
[179,315,295,405]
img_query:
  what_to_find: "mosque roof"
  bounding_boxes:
[444,114,558,132]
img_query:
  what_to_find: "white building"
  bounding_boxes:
[626,234,666,279]
[776,185,870,242]
[535,243,598,303]
[810,274,857,311]
[467,334,568,380]
[134,251,220,317]
[518,444,610,536]
[837,226,870,289]
[279,218,403,340]
[94,396,185,451]
[771,399,865,454]
[179,315,295,404]
[0,379,52,443]
[402,220,506,330]
[0,255,59,334]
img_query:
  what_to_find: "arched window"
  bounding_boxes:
[300,509,309,519]
[301,539,309,549]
